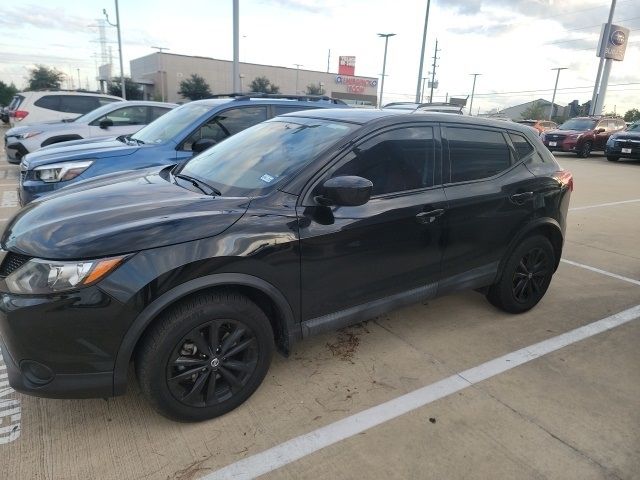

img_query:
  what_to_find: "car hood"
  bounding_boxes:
[611,130,640,140]
[545,129,588,136]
[5,119,77,137]
[23,138,140,169]
[1,167,250,259]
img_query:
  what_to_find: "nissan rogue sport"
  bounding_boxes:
[0,109,572,422]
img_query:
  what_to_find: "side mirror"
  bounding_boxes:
[317,176,373,207]
[99,118,114,129]
[595,128,605,134]
[192,138,217,153]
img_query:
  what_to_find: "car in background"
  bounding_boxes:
[383,102,464,114]
[0,109,572,421]
[8,91,122,127]
[4,101,176,163]
[18,94,348,204]
[605,120,640,162]
[542,116,626,157]
[516,119,557,135]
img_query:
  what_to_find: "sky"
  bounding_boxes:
[0,0,639,114]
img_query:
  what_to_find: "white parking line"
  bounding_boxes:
[0,351,21,446]
[561,259,640,287]
[569,198,640,211]
[0,191,18,208]
[203,303,640,480]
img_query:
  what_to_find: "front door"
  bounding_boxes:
[298,124,447,322]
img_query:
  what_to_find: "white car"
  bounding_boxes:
[4,101,176,163]
[7,90,123,127]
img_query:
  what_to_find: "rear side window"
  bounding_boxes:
[509,133,534,160]
[447,127,512,183]
[99,97,120,106]
[59,96,100,114]
[34,95,60,111]
[333,126,436,196]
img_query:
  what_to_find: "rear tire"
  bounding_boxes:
[577,141,592,158]
[607,156,620,162]
[135,290,274,422]
[487,235,555,314]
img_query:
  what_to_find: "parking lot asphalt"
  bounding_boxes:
[0,130,638,480]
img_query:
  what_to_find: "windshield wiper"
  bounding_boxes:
[174,173,222,196]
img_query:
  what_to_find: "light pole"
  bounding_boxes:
[421,77,428,103]
[151,46,169,102]
[549,67,568,120]
[378,33,396,107]
[103,1,126,99]
[232,0,240,93]
[468,73,481,116]
[294,64,303,94]
[415,0,431,102]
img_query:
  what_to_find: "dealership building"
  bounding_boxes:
[130,52,379,106]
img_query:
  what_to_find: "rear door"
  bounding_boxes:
[298,123,447,322]
[439,125,540,293]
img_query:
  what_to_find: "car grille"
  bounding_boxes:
[0,252,31,277]
[615,138,640,148]
[546,134,567,141]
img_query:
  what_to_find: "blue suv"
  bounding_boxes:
[18,94,348,205]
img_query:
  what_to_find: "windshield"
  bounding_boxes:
[132,103,211,144]
[179,117,357,197]
[559,118,597,131]
[628,122,640,131]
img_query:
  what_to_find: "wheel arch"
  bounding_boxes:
[40,134,84,148]
[113,273,300,395]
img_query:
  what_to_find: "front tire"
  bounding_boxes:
[135,290,274,422]
[607,155,620,162]
[487,235,555,314]
[577,141,592,158]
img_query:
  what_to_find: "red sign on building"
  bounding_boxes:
[338,56,356,76]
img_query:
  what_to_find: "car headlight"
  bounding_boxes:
[5,256,125,294]
[17,131,42,140]
[33,160,94,183]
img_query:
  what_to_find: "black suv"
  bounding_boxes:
[0,110,572,421]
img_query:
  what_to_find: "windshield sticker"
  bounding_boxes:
[260,174,275,183]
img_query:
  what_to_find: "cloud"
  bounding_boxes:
[263,0,324,14]
[0,4,91,30]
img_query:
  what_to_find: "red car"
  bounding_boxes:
[542,116,626,158]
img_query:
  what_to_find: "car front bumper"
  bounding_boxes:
[543,139,579,153]
[606,143,640,159]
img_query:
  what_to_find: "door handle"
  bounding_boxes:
[510,191,533,205]
[416,209,445,224]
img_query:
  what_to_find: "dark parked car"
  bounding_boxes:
[0,110,572,421]
[605,120,640,161]
[18,94,348,205]
[542,116,626,157]
[1,106,9,125]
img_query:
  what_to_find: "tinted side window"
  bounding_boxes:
[448,127,511,182]
[59,96,100,114]
[99,97,120,106]
[273,105,315,116]
[333,126,435,196]
[34,95,60,111]
[509,133,534,160]
[150,106,171,121]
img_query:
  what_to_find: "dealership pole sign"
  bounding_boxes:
[597,24,630,61]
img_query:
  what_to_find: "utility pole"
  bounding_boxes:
[590,0,617,114]
[377,33,396,107]
[429,39,440,103]
[232,0,240,93]
[415,0,431,102]
[294,64,303,94]
[549,67,568,120]
[103,1,126,99]
[151,46,169,102]
[327,49,331,73]
[468,73,481,116]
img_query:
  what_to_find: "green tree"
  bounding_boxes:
[0,81,18,106]
[27,65,65,90]
[623,108,640,122]
[107,77,143,99]
[520,101,546,120]
[249,76,280,94]
[306,83,322,95]
[178,74,212,100]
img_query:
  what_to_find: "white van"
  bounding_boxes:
[8,91,122,127]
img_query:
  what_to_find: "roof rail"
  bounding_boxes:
[209,92,347,104]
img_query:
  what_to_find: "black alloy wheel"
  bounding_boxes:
[487,235,555,313]
[511,247,550,304]
[167,319,258,407]
[578,141,592,158]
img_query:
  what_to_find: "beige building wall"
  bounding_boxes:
[131,53,378,105]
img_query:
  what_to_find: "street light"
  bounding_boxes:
[549,67,568,121]
[103,1,126,100]
[377,33,396,107]
[468,73,481,116]
[151,46,169,102]
[294,64,303,94]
